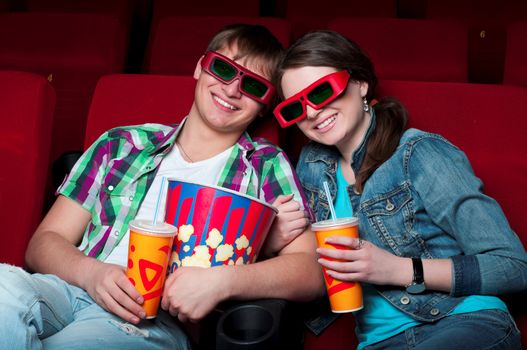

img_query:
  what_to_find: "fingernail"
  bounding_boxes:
[131,316,140,323]
[136,296,144,304]
[139,311,146,319]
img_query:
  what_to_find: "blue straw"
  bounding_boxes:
[153,176,166,225]
[323,181,337,221]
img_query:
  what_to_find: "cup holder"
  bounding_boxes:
[216,304,278,350]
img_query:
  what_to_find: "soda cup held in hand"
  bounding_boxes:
[312,217,363,313]
[127,219,177,318]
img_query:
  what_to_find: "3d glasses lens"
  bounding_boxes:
[280,101,304,121]
[211,58,237,80]
[307,82,334,105]
[242,76,268,98]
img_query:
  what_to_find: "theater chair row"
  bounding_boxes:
[1,10,526,167]
[1,70,526,348]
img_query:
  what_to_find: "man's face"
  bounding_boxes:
[191,45,270,135]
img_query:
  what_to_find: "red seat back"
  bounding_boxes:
[145,16,291,76]
[0,71,55,266]
[0,12,128,161]
[328,18,468,82]
[503,21,527,87]
[85,74,281,149]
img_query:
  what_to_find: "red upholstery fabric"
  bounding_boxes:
[425,0,527,84]
[277,0,396,39]
[152,0,260,26]
[0,71,55,266]
[503,21,527,87]
[85,74,282,149]
[26,0,134,22]
[145,16,291,75]
[0,12,128,162]
[0,0,8,11]
[328,18,468,82]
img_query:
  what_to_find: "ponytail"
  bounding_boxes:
[355,97,407,193]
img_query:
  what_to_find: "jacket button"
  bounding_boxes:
[430,308,440,316]
[108,185,114,191]
[400,296,410,305]
[386,200,395,211]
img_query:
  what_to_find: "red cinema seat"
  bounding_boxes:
[26,0,134,24]
[0,71,55,266]
[278,0,396,39]
[328,18,468,82]
[151,0,260,30]
[0,12,128,163]
[425,0,527,84]
[0,0,8,11]
[85,74,281,149]
[503,21,527,88]
[145,16,291,76]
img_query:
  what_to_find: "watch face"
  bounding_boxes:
[407,283,426,294]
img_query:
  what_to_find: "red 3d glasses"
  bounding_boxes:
[274,70,351,128]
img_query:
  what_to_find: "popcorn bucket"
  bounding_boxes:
[165,179,278,273]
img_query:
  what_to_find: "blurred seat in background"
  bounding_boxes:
[0,71,55,266]
[144,16,291,76]
[328,18,468,82]
[276,0,396,39]
[84,74,281,149]
[0,12,129,163]
[426,0,527,83]
[503,21,527,88]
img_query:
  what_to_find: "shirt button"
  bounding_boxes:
[430,308,440,316]
[108,185,114,191]
[400,296,410,305]
[129,196,134,201]
[113,230,119,237]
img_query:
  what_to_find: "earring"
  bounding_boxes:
[363,97,369,112]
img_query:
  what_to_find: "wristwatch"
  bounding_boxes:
[406,258,426,294]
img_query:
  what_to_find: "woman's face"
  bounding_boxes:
[281,66,370,153]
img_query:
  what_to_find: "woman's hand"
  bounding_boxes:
[262,194,310,256]
[316,236,412,287]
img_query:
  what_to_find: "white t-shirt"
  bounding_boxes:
[104,144,233,266]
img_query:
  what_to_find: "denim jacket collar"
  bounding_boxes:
[303,109,377,175]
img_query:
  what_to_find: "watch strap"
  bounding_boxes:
[406,257,426,294]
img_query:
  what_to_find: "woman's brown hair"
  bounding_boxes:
[276,30,407,192]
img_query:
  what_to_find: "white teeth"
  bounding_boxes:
[213,95,238,110]
[316,116,336,129]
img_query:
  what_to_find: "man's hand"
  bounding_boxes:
[262,194,310,256]
[161,266,231,323]
[81,259,146,324]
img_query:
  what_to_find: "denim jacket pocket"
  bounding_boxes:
[361,183,416,251]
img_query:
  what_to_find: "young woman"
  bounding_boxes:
[274,30,526,350]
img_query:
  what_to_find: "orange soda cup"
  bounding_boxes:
[312,217,363,313]
[127,219,177,318]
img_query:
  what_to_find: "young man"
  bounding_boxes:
[0,24,324,349]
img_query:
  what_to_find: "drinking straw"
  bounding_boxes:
[153,176,166,225]
[323,181,337,221]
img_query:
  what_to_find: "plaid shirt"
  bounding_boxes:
[58,121,314,261]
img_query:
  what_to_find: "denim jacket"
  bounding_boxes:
[299,110,527,334]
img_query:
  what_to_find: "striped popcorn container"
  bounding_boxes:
[164,179,278,273]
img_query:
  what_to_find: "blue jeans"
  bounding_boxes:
[363,309,522,350]
[0,264,191,350]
